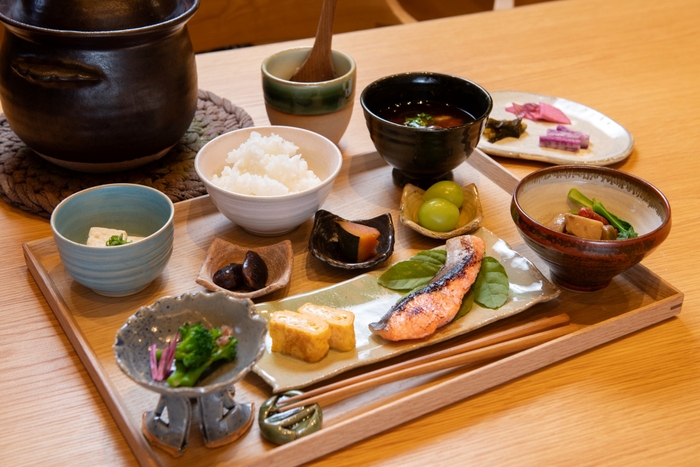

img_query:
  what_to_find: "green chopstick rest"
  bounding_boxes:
[258,390,323,445]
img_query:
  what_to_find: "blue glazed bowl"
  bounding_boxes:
[50,183,175,296]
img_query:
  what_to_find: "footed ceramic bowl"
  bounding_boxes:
[113,290,267,397]
[511,165,671,292]
[308,209,395,269]
[262,47,356,144]
[194,126,342,236]
[50,183,174,297]
[400,183,483,239]
[360,72,492,188]
[113,290,268,453]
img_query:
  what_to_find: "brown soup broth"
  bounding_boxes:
[377,101,476,129]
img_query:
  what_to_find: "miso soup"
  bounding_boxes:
[377,101,475,129]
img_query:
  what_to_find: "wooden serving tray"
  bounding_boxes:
[23,150,683,467]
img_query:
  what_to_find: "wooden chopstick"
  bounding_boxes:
[279,313,569,407]
[277,313,574,412]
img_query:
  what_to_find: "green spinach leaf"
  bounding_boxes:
[473,256,509,309]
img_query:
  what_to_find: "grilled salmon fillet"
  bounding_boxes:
[369,234,485,341]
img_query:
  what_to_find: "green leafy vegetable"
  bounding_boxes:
[567,188,638,239]
[404,113,434,128]
[377,248,509,317]
[411,249,448,266]
[106,234,131,246]
[377,250,446,291]
[453,289,475,321]
[472,257,509,309]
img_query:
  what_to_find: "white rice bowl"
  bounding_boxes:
[194,126,343,236]
[212,131,321,196]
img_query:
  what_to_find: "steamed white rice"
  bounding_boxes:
[212,131,322,196]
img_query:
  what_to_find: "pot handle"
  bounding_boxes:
[10,56,103,87]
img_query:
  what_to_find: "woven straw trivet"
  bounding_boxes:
[0,90,254,218]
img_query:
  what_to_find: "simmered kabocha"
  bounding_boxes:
[335,221,380,263]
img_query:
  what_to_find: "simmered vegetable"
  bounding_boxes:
[568,188,637,239]
[336,221,381,262]
[564,212,605,239]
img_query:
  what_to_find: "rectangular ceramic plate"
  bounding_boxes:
[253,227,560,393]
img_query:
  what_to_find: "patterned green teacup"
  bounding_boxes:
[261,47,356,144]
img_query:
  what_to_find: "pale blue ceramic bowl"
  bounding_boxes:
[50,183,175,297]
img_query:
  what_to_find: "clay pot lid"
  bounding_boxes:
[3,0,195,31]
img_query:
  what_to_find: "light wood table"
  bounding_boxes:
[2,0,700,465]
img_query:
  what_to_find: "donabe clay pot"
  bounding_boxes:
[0,0,199,172]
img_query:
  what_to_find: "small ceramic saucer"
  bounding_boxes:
[400,183,483,239]
[196,238,293,299]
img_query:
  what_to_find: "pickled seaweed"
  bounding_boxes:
[483,118,527,143]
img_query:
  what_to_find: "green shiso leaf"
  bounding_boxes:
[453,289,474,321]
[473,256,509,309]
[377,255,445,291]
[412,249,447,265]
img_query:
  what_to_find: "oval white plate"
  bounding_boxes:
[253,227,560,393]
[478,90,634,166]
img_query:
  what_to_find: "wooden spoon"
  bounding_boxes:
[290,0,338,82]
